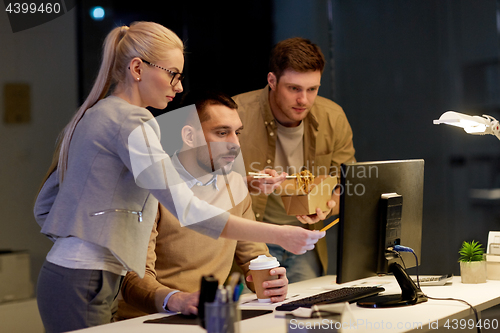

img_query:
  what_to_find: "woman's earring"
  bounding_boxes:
[136,77,141,81]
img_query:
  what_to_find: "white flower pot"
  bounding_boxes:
[460,261,487,284]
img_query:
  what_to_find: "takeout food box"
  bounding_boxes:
[277,175,339,215]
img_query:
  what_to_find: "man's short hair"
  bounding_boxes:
[269,37,325,81]
[181,90,238,123]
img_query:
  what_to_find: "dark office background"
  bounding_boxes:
[2,0,500,296]
[76,0,273,114]
[77,0,500,277]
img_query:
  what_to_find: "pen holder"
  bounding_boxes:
[205,301,240,333]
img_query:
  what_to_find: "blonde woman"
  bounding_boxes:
[33,22,325,332]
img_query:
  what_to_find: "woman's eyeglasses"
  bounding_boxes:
[142,59,184,87]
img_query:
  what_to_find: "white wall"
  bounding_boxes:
[0,8,78,288]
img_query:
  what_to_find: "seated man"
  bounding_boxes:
[116,91,288,319]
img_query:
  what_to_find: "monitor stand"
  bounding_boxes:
[357,262,428,308]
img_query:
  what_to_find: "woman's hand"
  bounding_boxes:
[221,215,324,254]
[277,226,325,254]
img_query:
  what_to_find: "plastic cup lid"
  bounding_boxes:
[249,255,280,270]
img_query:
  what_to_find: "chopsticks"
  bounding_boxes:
[248,172,309,179]
[248,172,275,179]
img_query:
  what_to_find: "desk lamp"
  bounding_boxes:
[433,111,500,140]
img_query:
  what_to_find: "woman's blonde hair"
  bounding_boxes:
[40,22,183,188]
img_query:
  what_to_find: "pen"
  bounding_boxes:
[232,284,240,302]
[228,272,241,290]
[226,285,233,303]
[233,277,244,302]
[215,285,227,303]
[320,218,339,232]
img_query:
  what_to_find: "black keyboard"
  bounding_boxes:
[275,286,385,311]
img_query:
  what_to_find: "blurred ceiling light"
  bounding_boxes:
[90,6,105,21]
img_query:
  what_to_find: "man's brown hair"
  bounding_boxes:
[181,90,238,124]
[269,37,325,81]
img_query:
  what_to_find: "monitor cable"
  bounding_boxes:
[391,245,481,333]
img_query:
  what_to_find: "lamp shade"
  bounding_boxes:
[434,111,500,140]
[433,111,490,133]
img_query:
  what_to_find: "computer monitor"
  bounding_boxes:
[336,159,427,308]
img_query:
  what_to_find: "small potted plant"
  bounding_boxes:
[458,240,487,284]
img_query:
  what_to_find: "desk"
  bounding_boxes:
[74,275,500,333]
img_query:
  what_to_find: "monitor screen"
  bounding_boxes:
[336,159,424,284]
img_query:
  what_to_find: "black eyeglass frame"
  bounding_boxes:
[141,59,184,86]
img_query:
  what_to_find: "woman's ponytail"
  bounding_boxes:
[54,25,128,183]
